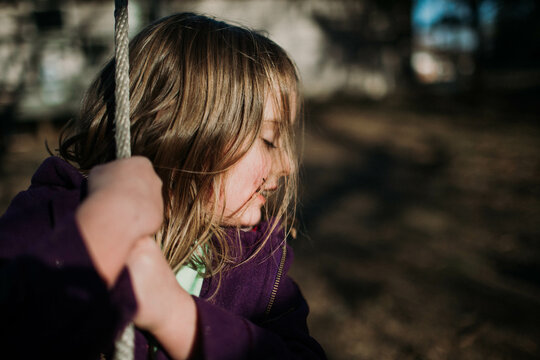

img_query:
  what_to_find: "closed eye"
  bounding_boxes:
[262,138,277,149]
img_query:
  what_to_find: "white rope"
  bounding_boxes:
[112,1,135,359]
[114,0,131,159]
[113,323,135,360]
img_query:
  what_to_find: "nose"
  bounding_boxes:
[273,149,293,178]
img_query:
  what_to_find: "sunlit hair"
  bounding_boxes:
[58,13,300,277]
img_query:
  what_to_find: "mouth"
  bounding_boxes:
[254,189,266,203]
[258,184,277,195]
[254,186,277,204]
[256,192,266,205]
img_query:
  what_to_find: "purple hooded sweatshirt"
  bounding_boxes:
[0,157,326,360]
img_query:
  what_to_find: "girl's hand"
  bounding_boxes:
[76,156,163,287]
[127,237,197,360]
[85,156,163,237]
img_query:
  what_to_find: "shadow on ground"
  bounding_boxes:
[291,94,540,359]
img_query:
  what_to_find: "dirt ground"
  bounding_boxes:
[1,96,539,359]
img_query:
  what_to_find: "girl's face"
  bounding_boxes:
[219,97,292,227]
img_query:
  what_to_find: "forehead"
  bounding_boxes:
[263,96,278,121]
[263,90,297,124]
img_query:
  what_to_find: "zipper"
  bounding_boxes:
[265,241,287,316]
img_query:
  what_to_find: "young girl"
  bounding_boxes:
[0,13,325,360]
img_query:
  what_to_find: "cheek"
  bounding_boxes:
[255,151,272,182]
[243,147,271,182]
[222,145,272,207]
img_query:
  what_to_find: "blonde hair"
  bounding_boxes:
[58,13,300,277]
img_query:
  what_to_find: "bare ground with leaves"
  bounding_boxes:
[292,97,540,360]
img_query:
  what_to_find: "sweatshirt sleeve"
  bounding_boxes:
[0,189,137,359]
[191,278,326,360]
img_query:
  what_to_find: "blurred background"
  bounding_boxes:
[1,0,539,359]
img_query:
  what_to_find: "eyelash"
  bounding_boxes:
[262,138,277,149]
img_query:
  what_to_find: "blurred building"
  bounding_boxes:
[411,0,540,91]
[0,0,414,127]
[0,0,538,126]
[0,1,147,121]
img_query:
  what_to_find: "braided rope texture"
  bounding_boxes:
[112,1,135,359]
[114,1,131,159]
[113,323,135,360]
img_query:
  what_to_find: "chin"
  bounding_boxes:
[237,209,263,228]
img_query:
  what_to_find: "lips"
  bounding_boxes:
[254,186,275,205]
[253,179,278,206]
[258,187,277,199]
